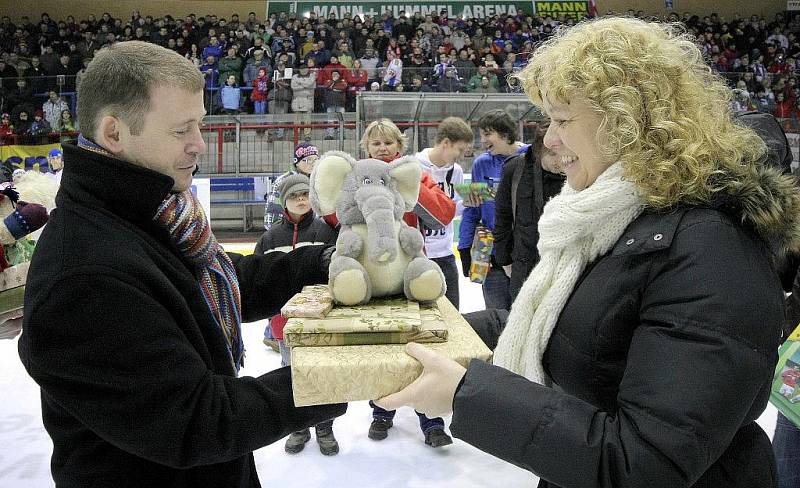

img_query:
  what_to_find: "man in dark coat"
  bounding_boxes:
[493,127,565,301]
[17,40,345,488]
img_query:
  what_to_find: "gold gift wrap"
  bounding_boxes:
[284,298,447,347]
[0,261,29,316]
[0,261,29,292]
[280,284,334,319]
[285,297,421,334]
[290,297,492,407]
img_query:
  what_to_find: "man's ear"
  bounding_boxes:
[95,115,126,155]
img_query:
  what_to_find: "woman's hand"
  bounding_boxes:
[375,343,467,418]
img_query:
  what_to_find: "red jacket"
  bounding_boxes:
[322,155,456,235]
[250,74,269,102]
[775,100,793,119]
[318,62,348,85]
[346,69,369,90]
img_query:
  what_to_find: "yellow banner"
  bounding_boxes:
[0,143,62,172]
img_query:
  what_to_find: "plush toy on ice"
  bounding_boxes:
[309,151,446,305]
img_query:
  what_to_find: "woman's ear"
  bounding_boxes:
[310,151,355,215]
[387,156,422,211]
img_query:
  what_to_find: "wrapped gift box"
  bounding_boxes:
[0,261,29,316]
[285,296,421,334]
[280,284,334,319]
[284,300,447,347]
[291,297,492,407]
[0,284,25,315]
[0,261,29,292]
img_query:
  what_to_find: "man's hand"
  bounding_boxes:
[375,343,466,418]
[458,248,471,277]
[320,246,336,277]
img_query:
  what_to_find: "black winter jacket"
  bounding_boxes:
[254,209,338,255]
[493,146,565,298]
[453,202,789,488]
[18,144,345,488]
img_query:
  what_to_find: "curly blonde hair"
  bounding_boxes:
[513,16,767,208]
[360,118,409,157]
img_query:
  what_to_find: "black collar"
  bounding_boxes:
[60,143,175,225]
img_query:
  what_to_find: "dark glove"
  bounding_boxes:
[458,248,471,278]
[321,246,336,278]
[4,201,48,239]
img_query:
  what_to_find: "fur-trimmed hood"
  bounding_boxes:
[719,164,800,254]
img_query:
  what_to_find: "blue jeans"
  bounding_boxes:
[431,254,459,310]
[254,100,267,114]
[278,339,290,367]
[774,412,800,488]
[482,263,511,311]
[369,400,444,433]
[263,320,275,341]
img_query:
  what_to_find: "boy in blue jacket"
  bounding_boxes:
[458,109,528,311]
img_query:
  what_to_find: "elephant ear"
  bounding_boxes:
[388,156,422,212]
[310,151,355,215]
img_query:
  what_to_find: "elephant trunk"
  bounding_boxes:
[358,191,399,263]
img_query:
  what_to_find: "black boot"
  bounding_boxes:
[284,428,311,454]
[315,420,339,456]
[368,418,393,440]
[424,428,453,448]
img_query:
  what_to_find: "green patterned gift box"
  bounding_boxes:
[283,301,447,347]
[280,284,334,319]
[284,297,448,347]
[0,260,30,315]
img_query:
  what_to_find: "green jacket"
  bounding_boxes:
[219,56,245,85]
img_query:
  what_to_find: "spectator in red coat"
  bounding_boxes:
[345,59,369,111]
[774,92,794,118]
[318,55,347,86]
[250,67,269,115]
[0,113,13,139]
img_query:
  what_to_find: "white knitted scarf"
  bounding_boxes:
[494,162,645,383]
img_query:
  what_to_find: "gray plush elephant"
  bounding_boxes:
[309,151,446,305]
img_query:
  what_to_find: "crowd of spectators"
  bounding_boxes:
[3,8,800,138]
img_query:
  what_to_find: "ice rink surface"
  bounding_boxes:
[0,252,777,487]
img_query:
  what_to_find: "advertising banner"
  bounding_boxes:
[0,143,62,172]
[269,1,534,19]
[533,1,590,20]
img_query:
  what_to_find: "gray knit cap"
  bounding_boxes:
[279,173,310,202]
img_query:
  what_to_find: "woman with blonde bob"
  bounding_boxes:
[377,17,800,488]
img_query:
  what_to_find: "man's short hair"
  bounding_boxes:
[435,117,474,145]
[77,41,204,139]
[477,109,517,144]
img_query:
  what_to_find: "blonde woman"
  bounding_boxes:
[378,17,800,487]
[352,119,457,447]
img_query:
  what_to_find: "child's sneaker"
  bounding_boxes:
[424,428,453,448]
[262,338,280,353]
[367,418,393,440]
[284,429,311,454]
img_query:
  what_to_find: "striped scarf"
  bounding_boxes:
[78,135,244,372]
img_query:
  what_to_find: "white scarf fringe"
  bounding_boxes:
[493,162,645,383]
